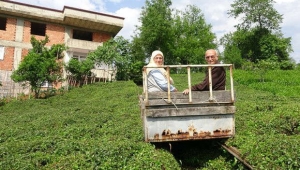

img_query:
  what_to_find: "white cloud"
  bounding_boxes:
[60,0,98,10]
[108,0,123,3]
[13,0,104,11]
[275,0,296,4]
[273,1,300,61]
[115,7,141,39]
[290,33,300,62]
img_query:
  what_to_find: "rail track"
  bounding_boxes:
[218,142,253,170]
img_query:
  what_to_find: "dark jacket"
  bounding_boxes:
[191,66,226,91]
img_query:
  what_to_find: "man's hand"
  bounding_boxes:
[182,89,190,95]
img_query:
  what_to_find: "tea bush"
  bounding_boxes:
[170,69,299,169]
[225,69,300,169]
[0,81,180,170]
[1,69,299,169]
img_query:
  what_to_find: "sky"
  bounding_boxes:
[10,0,300,63]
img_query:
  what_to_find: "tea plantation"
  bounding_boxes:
[0,69,299,169]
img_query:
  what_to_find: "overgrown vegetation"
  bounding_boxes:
[1,69,299,169]
[64,58,94,87]
[87,37,143,83]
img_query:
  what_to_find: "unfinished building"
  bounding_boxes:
[0,0,124,98]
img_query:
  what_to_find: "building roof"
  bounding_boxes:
[0,0,124,36]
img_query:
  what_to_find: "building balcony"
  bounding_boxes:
[66,38,102,53]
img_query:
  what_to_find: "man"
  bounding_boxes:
[182,49,225,94]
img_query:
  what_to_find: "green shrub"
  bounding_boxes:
[129,61,144,86]
[280,60,295,70]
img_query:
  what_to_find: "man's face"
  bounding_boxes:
[154,54,164,66]
[205,50,218,64]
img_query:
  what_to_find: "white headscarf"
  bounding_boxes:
[146,50,174,84]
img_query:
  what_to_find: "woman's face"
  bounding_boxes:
[153,54,163,66]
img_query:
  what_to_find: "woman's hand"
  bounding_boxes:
[182,89,189,95]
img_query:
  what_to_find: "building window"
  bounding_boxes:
[31,22,46,36]
[72,53,87,61]
[0,46,4,60]
[0,17,7,30]
[73,29,93,41]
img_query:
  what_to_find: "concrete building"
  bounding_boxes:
[0,0,124,97]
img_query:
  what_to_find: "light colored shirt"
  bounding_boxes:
[147,69,176,92]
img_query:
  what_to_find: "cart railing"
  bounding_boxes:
[142,64,234,104]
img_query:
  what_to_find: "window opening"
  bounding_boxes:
[0,17,7,30]
[31,22,46,36]
[73,29,93,41]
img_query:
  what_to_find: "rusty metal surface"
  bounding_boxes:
[143,114,235,142]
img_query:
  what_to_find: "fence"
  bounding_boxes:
[66,68,116,87]
[0,70,30,99]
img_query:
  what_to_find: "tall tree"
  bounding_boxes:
[133,0,174,64]
[229,0,283,31]
[172,5,216,65]
[132,1,217,65]
[11,36,67,98]
[221,0,292,66]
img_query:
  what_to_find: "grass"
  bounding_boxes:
[0,69,299,169]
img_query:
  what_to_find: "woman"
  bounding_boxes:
[146,50,177,92]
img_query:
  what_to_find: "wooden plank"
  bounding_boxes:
[142,91,233,106]
[145,106,236,117]
[146,98,233,106]
[145,103,234,110]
